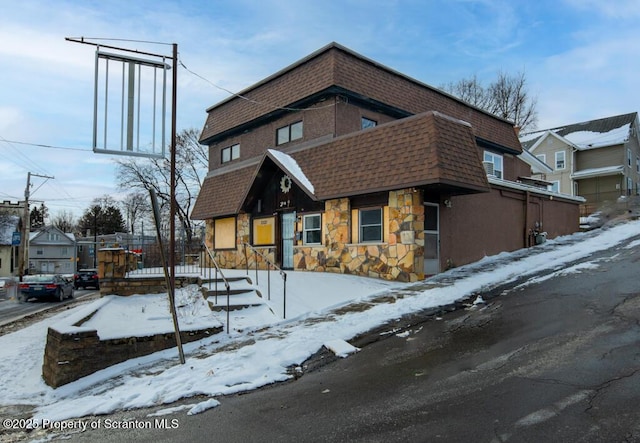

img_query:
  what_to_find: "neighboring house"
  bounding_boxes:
[192,42,582,282]
[29,226,77,275]
[0,214,20,277]
[520,112,640,212]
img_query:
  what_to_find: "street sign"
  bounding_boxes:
[12,232,21,246]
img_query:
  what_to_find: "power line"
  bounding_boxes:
[0,138,91,152]
[179,58,338,113]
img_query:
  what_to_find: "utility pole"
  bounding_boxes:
[18,172,54,280]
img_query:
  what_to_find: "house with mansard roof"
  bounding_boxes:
[520,112,640,213]
[192,42,582,281]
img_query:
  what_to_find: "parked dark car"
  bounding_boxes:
[74,269,100,290]
[19,274,74,302]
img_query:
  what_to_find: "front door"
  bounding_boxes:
[281,212,296,269]
[423,203,440,275]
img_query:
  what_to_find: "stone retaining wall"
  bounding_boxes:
[100,276,201,296]
[42,323,222,388]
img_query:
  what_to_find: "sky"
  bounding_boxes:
[0,217,638,439]
[1,0,640,220]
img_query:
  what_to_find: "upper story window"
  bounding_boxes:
[636,157,639,173]
[277,121,303,145]
[483,151,503,179]
[359,208,382,243]
[555,151,566,170]
[627,148,633,167]
[361,117,377,130]
[536,154,546,164]
[302,214,322,245]
[221,144,240,163]
[47,233,60,241]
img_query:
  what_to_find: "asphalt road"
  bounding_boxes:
[0,289,99,332]
[16,237,640,443]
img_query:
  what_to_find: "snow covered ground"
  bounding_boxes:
[0,219,639,427]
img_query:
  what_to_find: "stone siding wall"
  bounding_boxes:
[210,213,278,271]
[294,189,424,282]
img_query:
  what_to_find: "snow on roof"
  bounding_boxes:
[268,149,315,194]
[518,130,546,143]
[571,165,625,179]
[565,123,631,150]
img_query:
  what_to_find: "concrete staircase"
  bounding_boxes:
[201,275,266,312]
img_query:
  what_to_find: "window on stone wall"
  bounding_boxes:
[252,216,275,246]
[359,208,382,243]
[303,214,322,245]
[277,121,303,145]
[214,217,236,249]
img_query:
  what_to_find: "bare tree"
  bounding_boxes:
[51,210,77,234]
[120,193,151,235]
[115,128,207,243]
[486,70,537,132]
[441,70,538,132]
[441,74,491,109]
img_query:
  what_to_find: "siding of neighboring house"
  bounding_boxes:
[29,226,76,275]
[521,112,640,211]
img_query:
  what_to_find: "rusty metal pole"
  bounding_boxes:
[169,43,185,364]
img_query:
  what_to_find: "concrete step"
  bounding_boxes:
[206,290,265,312]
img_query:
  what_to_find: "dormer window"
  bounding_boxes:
[361,117,377,129]
[483,151,503,179]
[277,121,303,145]
[221,144,240,163]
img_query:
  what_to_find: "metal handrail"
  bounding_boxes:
[243,242,288,319]
[202,242,232,333]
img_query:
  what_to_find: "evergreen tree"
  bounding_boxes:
[29,203,48,231]
[78,196,127,236]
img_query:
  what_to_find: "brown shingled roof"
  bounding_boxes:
[192,111,489,219]
[191,166,255,220]
[292,111,489,199]
[200,43,521,154]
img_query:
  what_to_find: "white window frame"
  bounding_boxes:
[302,214,322,245]
[221,143,240,163]
[627,148,632,167]
[359,208,383,243]
[550,181,560,193]
[536,154,546,164]
[483,151,503,179]
[555,151,566,170]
